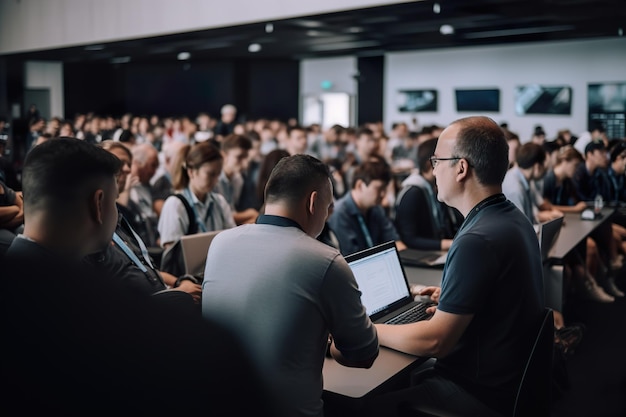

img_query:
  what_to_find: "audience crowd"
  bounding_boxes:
[1,105,625,415]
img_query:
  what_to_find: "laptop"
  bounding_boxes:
[398,248,447,268]
[180,230,222,278]
[537,216,564,261]
[345,241,434,324]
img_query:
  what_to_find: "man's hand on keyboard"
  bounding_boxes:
[417,286,440,315]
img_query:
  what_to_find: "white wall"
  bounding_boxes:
[385,38,626,141]
[0,0,414,54]
[300,57,358,96]
[25,61,64,119]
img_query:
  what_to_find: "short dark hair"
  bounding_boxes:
[265,154,330,205]
[286,125,306,137]
[22,137,122,216]
[351,155,391,189]
[516,142,547,169]
[417,137,437,174]
[221,133,252,153]
[452,116,509,186]
[609,140,626,162]
[356,127,373,138]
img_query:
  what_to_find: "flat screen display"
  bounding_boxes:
[515,85,572,115]
[455,88,500,112]
[588,82,626,113]
[396,89,438,112]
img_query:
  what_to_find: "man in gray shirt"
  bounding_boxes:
[202,154,379,417]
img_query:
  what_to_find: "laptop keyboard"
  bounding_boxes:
[384,302,433,325]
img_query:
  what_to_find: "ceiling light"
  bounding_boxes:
[110,56,131,64]
[248,43,262,53]
[440,24,455,35]
[433,3,441,14]
[307,30,321,37]
[265,23,274,33]
[177,51,191,60]
[84,44,104,51]
[619,27,623,36]
[347,26,364,33]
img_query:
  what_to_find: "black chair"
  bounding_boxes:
[512,307,554,417]
[403,308,554,417]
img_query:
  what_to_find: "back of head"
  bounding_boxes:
[22,137,122,217]
[516,142,546,169]
[264,154,330,206]
[556,146,583,165]
[417,137,437,173]
[452,116,509,186]
[351,155,391,189]
[609,140,626,163]
[221,133,252,153]
[131,142,157,165]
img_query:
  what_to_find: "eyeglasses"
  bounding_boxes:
[429,156,461,169]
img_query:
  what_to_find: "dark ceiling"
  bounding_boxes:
[7,0,626,64]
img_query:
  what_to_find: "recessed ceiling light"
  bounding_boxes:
[265,23,274,33]
[248,43,262,53]
[177,51,191,60]
[433,3,441,14]
[440,24,455,35]
[84,44,105,51]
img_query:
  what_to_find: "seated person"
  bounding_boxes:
[202,154,378,417]
[395,137,462,251]
[158,141,235,249]
[330,155,405,255]
[214,133,259,225]
[89,141,201,303]
[328,155,406,256]
[2,137,278,416]
[370,116,545,417]
[0,179,24,257]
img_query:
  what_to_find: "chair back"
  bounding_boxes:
[512,307,554,417]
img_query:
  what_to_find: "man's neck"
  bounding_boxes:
[350,190,370,215]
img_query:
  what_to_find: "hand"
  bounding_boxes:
[418,286,441,315]
[173,281,202,304]
[125,174,140,192]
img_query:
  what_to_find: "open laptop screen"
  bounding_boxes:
[346,243,412,317]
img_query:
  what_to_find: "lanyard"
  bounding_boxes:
[183,188,211,232]
[121,217,154,269]
[113,232,148,273]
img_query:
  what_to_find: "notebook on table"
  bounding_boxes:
[180,230,222,278]
[345,241,435,325]
[398,248,448,268]
[537,216,564,261]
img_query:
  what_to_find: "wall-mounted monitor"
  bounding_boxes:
[588,82,626,113]
[588,82,626,139]
[514,85,572,115]
[455,88,500,112]
[396,89,437,112]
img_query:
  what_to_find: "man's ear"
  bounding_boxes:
[308,190,318,216]
[90,189,105,225]
[456,159,470,181]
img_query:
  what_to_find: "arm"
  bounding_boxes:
[321,256,379,368]
[375,309,473,358]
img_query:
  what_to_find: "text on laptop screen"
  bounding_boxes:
[348,247,411,316]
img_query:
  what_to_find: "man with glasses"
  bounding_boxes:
[370,116,545,416]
